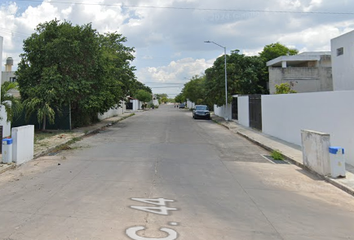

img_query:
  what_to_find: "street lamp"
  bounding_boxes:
[204,40,228,121]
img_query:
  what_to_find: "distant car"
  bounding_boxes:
[179,103,186,108]
[193,105,210,120]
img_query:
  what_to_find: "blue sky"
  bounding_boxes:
[1,0,354,97]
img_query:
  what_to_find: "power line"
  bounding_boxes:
[14,0,354,15]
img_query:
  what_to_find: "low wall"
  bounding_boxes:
[213,104,232,120]
[301,129,331,176]
[98,107,123,120]
[187,100,195,109]
[12,125,34,165]
[238,96,249,127]
[262,90,354,165]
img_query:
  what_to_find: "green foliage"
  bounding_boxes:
[135,89,152,103]
[271,150,284,160]
[275,83,297,94]
[16,19,138,128]
[182,75,206,105]
[1,82,23,122]
[259,42,298,62]
[174,93,186,103]
[205,50,268,107]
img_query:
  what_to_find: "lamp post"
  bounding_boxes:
[204,41,228,121]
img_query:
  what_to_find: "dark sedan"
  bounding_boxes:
[193,105,211,119]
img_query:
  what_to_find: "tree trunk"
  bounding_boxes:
[42,115,46,131]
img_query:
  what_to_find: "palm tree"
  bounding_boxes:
[1,82,23,122]
[23,94,56,131]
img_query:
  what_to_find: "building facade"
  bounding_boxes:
[331,30,354,91]
[267,52,333,94]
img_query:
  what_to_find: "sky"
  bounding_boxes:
[0,0,354,97]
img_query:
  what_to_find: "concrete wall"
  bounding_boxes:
[12,125,34,165]
[187,100,195,109]
[213,104,232,120]
[301,129,331,176]
[131,99,139,111]
[98,105,124,120]
[262,90,354,165]
[268,67,333,94]
[331,30,354,91]
[0,105,11,137]
[153,99,159,106]
[238,96,249,127]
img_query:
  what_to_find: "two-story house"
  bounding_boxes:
[267,52,333,94]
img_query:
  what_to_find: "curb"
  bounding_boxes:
[213,117,354,197]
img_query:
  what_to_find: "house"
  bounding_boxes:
[267,52,333,94]
[331,30,354,91]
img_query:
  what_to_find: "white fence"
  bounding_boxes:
[98,103,126,120]
[12,125,34,165]
[237,96,249,127]
[261,90,354,166]
[213,104,232,120]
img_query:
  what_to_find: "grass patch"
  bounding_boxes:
[271,150,284,160]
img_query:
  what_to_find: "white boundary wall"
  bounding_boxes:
[187,100,195,109]
[98,103,125,120]
[238,96,249,127]
[262,90,354,165]
[12,125,34,165]
[213,104,232,120]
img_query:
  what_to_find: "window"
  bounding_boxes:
[337,47,344,56]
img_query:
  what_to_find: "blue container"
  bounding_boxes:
[2,138,13,145]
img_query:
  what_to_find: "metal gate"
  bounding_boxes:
[232,97,238,120]
[249,94,262,130]
[126,102,133,110]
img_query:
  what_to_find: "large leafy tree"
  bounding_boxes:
[135,89,152,103]
[174,93,186,103]
[182,75,206,105]
[16,20,137,129]
[204,50,267,107]
[259,43,298,93]
[259,42,298,62]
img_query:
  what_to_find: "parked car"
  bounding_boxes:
[179,103,186,108]
[193,105,210,119]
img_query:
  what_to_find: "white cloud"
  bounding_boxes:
[1,0,354,96]
[137,57,213,83]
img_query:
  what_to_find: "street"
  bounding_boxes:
[0,104,354,240]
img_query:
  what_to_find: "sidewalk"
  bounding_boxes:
[212,114,354,197]
[0,112,136,174]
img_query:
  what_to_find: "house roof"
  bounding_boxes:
[266,51,331,67]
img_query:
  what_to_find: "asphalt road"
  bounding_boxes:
[1,104,354,240]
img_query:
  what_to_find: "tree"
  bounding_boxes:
[259,42,298,63]
[1,82,22,122]
[16,20,137,128]
[204,50,267,107]
[182,75,206,105]
[174,93,186,103]
[155,93,168,104]
[135,89,152,103]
